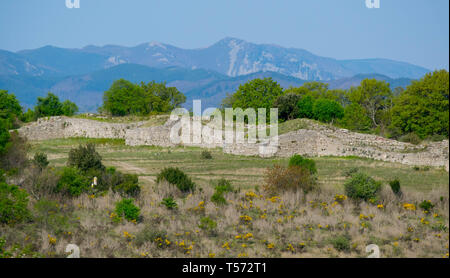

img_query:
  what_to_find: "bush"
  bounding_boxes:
[211,191,227,205]
[264,165,316,196]
[0,132,29,172]
[201,150,212,159]
[156,167,195,192]
[344,173,381,202]
[0,182,30,225]
[198,216,217,232]
[68,143,105,173]
[111,173,140,197]
[419,200,434,212]
[343,167,359,177]
[135,226,168,247]
[22,167,59,201]
[288,154,317,174]
[389,179,402,196]
[161,196,178,210]
[215,178,234,193]
[329,234,351,252]
[398,133,421,145]
[115,199,140,222]
[56,167,89,197]
[33,152,49,170]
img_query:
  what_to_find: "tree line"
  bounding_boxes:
[222,70,449,143]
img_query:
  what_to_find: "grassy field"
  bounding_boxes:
[2,137,447,258]
[30,138,449,192]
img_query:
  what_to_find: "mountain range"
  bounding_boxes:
[0,37,430,111]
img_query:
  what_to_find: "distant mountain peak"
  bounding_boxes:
[146,41,167,50]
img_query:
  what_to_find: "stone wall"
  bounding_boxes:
[17,116,144,140]
[17,116,449,171]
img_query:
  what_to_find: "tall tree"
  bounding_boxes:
[390,70,449,138]
[348,79,393,128]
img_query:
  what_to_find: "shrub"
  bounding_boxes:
[198,217,217,232]
[161,196,178,210]
[156,167,195,192]
[111,173,140,197]
[215,178,234,193]
[0,132,29,172]
[68,143,105,173]
[22,167,59,201]
[419,200,434,212]
[56,167,89,197]
[135,226,169,247]
[288,154,317,174]
[343,167,359,177]
[201,150,213,159]
[398,133,422,145]
[389,179,402,196]
[211,191,227,205]
[329,234,351,252]
[33,152,49,170]
[344,173,381,202]
[115,199,140,222]
[0,182,30,225]
[264,165,316,196]
[34,199,74,235]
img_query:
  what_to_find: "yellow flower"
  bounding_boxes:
[243,233,253,240]
[209,253,216,258]
[222,242,230,250]
[377,204,384,209]
[47,234,57,245]
[235,235,242,239]
[393,242,399,247]
[287,243,295,252]
[240,215,252,223]
[267,243,274,249]
[403,203,416,211]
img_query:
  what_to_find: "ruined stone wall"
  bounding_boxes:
[17,116,144,140]
[17,116,449,170]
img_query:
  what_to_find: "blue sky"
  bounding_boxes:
[0,0,448,70]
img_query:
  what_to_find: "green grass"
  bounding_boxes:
[73,113,169,124]
[29,138,449,192]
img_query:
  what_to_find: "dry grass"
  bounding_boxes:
[1,138,447,258]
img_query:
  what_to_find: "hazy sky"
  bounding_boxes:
[0,0,448,70]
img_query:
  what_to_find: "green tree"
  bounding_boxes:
[102,79,185,116]
[0,90,22,129]
[61,100,79,116]
[339,103,372,132]
[390,70,449,138]
[312,98,344,123]
[274,93,302,121]
[0,120,10,155]
[348,79,393,128]
[35,92,63,118]
[226,78,283,119]
[297,95,315,119]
